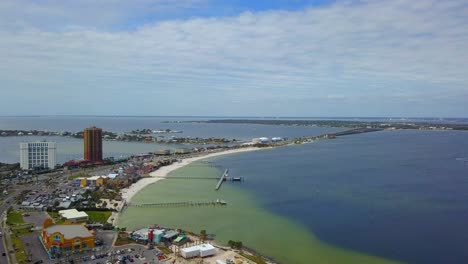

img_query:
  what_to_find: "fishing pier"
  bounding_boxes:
[216,169,229,190]
[128,199,227,208]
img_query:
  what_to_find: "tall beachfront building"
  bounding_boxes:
[20,141,57,170]
[83,126,103,162]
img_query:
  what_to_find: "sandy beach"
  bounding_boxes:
[120,147,262,203]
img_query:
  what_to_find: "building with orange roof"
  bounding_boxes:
[40,219,95,258]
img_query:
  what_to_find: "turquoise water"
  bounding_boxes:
[118,159,402,264]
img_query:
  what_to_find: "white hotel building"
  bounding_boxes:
[20,141,57,170]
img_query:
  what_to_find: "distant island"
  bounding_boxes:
[195,119,468,131]
[128,128,183,134]
[0,129,237,145]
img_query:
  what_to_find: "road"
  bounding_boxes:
[0,184,38,264]
[1,190,20,263]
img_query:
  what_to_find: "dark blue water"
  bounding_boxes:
[215,130,468,264]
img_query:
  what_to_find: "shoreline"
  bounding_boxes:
[119,147,265,203]
[116,146,277,263]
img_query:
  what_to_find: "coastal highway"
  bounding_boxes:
[1,192,17,263]
[0,186,34,263]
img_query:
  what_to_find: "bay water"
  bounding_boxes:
[119,130,468,263]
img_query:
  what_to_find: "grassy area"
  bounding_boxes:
[13,227,33,236]
[240,252,268,264]
[157,246,172,255]
[114,232,133,246]
[11,233,28,263]
[7,211,25,225]
[68,171,89,180]
[47,211,65,224]
[48,210,111,224]
[47,211,59,218]
[85,211,112,223]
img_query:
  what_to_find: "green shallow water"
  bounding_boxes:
[118,161,402,264]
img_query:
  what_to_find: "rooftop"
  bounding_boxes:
[163,230,179,238]
[181,243,216,253]
[87,175,108,181]
[45,224,93,239]
[58,209,88,219]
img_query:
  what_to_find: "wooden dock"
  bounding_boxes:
[216,169,229,190]
[128,200,227,208]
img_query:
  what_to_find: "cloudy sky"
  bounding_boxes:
[0,0,467,117]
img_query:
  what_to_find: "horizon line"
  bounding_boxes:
[0,115,466,119]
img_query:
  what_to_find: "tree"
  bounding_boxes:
[228,240,242,250]
[200,230,207,241]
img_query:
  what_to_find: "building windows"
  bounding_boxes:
[53,235,62,242]
[20,142,56,170]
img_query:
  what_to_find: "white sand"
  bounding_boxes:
[120,147,263,203]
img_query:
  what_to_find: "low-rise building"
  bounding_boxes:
[162,230,179,242]
[132,228,166,244]
[40,219,95,258]
[58,209,89,223]
[76,176,109,188]
[180,243,216,259]
[87,176,108,187]
[252,137,270,144]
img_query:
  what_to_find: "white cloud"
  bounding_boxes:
[0,0,467,116]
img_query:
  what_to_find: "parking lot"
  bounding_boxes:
[52,244,165,264]
[19,230,166,264]
[22,211,50,228]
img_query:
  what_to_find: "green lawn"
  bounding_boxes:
[7,211,25,225]
[47,211,65,224]
[69,172,89,180]
[240,252,268,264]
[114,232,133,246]
[48,210,111,224]
[11,234,28,263]
[13,227,33,236]
[85,211,112,223]
[157,246,172,255]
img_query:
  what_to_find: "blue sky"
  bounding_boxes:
[0,0,467,117]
